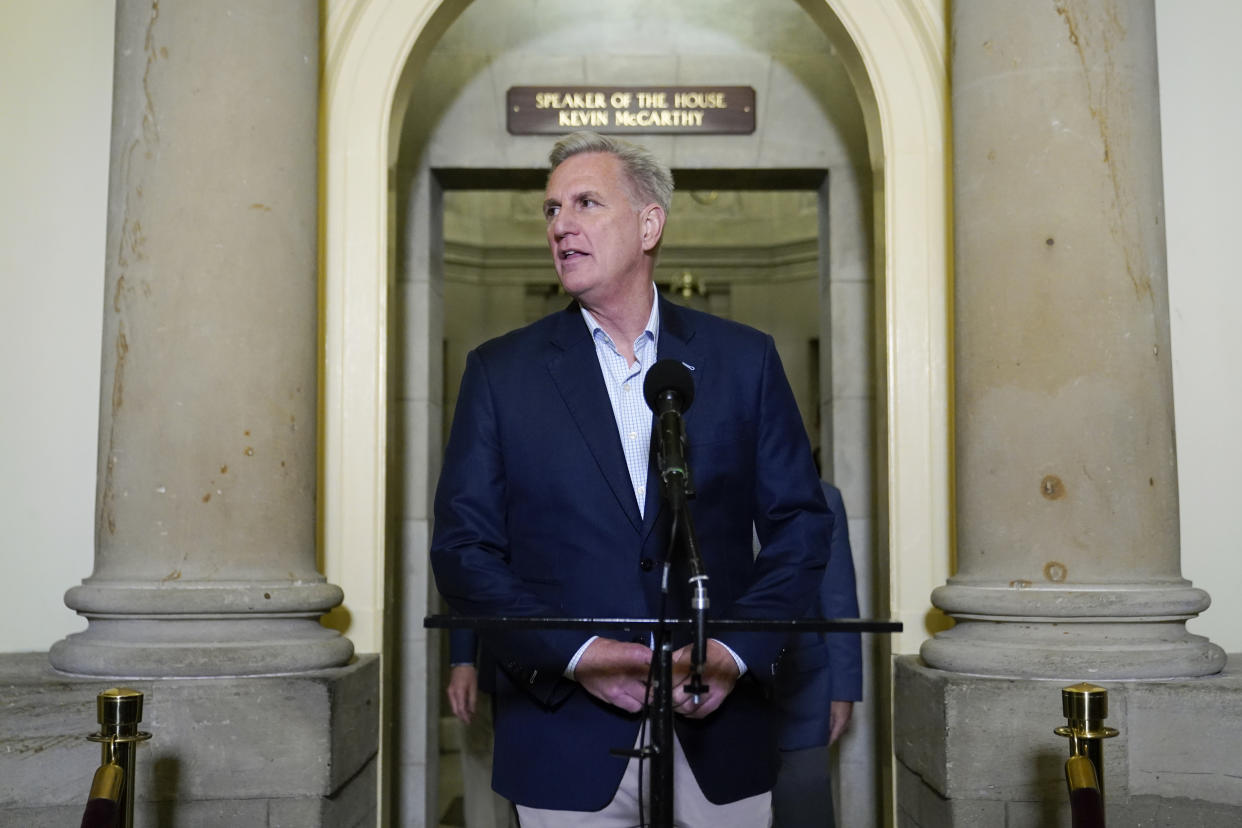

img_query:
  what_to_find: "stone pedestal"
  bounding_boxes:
[894,657,1242,827]
[0,653,379,827]
[49,0,351,676]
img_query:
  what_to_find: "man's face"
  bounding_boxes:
[543,152,655,309]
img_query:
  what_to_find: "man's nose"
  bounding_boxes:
[551,210,577,239]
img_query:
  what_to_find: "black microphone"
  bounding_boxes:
[643,360,695,494]
[643,360,709,701]
[643,358,695,410]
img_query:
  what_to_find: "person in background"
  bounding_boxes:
[446,630,516,828]
[772,481,862,828]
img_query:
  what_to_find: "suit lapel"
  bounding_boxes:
[546,304,645,532]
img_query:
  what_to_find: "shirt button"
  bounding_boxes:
[640,558,654,572]
[629,431,637,440]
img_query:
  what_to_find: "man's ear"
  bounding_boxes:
[639,204,666,252]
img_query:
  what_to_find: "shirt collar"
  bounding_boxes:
[579,286,660,351]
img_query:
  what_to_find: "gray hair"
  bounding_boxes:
[549,132,674,214]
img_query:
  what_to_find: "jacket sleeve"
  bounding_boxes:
[448,628,478,666]
[430,350,586,705]
[820,483,863,702]
[711,335,833,678]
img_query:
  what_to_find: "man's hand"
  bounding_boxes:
[828,700,854,745]
[446,664,479,724]
[573,638,654,713]
[671,639,739,719]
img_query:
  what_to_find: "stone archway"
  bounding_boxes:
[321,0,948,819]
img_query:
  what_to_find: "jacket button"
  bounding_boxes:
[640,557,654,572]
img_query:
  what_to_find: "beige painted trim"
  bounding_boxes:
[323,0,428,653]
[823,0,951,654]
[322,0,949,658]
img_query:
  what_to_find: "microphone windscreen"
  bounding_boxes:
[643,359,695,412]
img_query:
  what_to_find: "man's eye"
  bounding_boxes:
[544,206,559,219]
[579,197,596,208]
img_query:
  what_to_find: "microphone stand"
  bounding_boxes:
[650,385,710,699]
[648,575,676,827]
[646,407,709,826]
[661,471,709,702]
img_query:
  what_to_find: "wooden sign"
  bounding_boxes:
[507,86,755,135]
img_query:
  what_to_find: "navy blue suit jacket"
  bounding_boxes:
[773,482,862,751]
[430,296,831,810]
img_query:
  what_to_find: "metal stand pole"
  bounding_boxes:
[85,688,151,828]
[1055,682,1117,828]
[648,632,676,827]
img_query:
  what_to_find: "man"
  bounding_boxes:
[772,482,862,828]
[446,634,517,828]
[430,131,831,826]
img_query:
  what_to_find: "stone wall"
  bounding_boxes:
[0,654,379,827]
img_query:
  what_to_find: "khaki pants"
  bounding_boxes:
[516,732,772,828]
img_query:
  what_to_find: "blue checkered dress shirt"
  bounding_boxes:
[579,293,660,517]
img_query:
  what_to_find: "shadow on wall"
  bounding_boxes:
[1031,746,1071,826]
[153,755,180,826]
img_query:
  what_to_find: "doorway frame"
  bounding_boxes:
[320,0,950,820]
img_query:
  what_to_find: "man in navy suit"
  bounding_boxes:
[771,482,862,828]
[430,131,832,826]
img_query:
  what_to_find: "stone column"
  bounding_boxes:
[922,0,1223,679]
[51,0,352,676]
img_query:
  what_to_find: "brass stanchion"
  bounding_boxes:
[1055,683,1118,828]
[81,688,151,828]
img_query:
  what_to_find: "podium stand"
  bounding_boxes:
[425,614,901,827]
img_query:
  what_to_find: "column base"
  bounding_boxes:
[51,580,354,677]
[923,580,1226,679]
[921,619,1225,680]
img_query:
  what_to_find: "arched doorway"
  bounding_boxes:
[322,0,948,822]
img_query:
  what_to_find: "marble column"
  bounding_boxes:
[51,0,352,676]
[922,0,1224,679]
